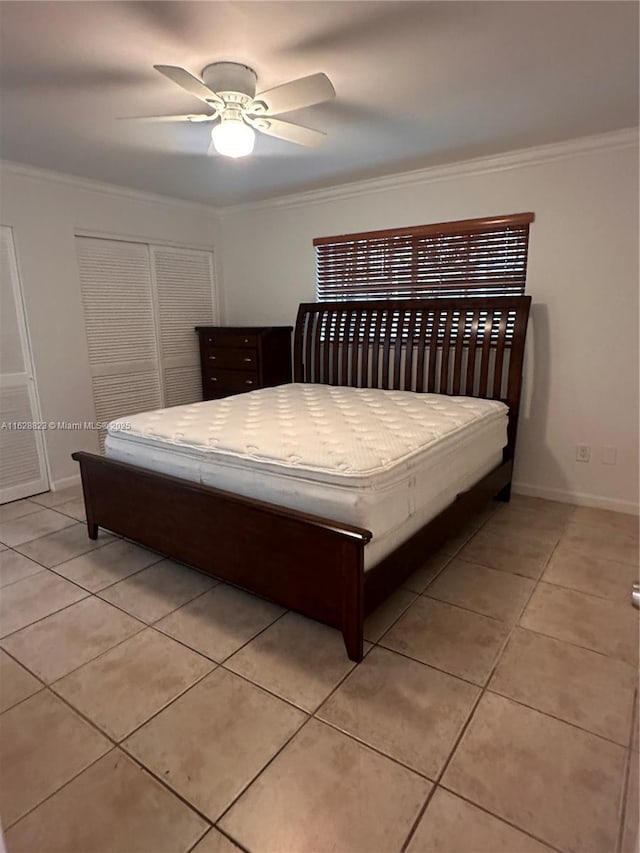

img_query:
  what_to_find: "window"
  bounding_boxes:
[75,236,216,445]
[314,213,534,302]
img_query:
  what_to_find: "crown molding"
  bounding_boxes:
[220,127,638,216]
[0,159,221,217]
[1,127,636,217]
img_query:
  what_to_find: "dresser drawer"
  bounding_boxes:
[205,368,260,392]
[203,347,258,370]
[201,331,257,349]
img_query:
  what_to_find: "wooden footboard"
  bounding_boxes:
[72,451,371,661]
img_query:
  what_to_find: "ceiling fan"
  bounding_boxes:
[145,62,335,158]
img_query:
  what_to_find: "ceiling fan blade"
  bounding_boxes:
[119,113,216,123]
[252,73,335,116]
[251,117,327,147]
[153,65,224,107]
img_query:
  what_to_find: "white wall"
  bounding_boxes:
[0,165,221,490]
[219,132,639,513]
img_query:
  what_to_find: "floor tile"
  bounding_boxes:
[227,611,366,712]
[0,549,44,588]
[54,538,164,592]
[53,628,214,740]
[364,587,418,641]
[509,494,575,519]
[0,508,76,547]
[124,668,305,820]
[318,646,479,778]
[0,650,42,713]
[489,627,637,744]
[29,484,83,508]
[0,690,110,827]
[0,499,41,524]
[561,521,638,566]
[52,497,86,521]
[99,558,215,623]
[155,583,284,661]
[571,506,639,539]
[382,597,510,685]
[2,597,143,683]
[521,582,639,665]
[403,551,451,593]
[543,543,638,602]
[458,527,559,579]
[443,692,626,853]
[407,787,554,852]
[5,749,208,853]
[458,526,556,579]
[426,558,534,623]
[621,751,639,853]
[0,570,88,637]
[16,523,114,568]
[220,718,431,853]
[487,504,570,533]
[192,829,244,853]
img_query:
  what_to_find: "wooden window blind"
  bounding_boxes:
[314,213,534,302]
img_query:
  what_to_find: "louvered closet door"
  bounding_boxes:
[152,245,216,407]
[76,237,162,448]
[0,227,49,502]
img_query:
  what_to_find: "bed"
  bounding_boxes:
[72,296,532,661]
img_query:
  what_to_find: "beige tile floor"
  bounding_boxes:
[0,485,638,853]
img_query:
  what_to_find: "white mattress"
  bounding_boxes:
[106,383,508,569]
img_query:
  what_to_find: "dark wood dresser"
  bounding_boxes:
[195,326,293,400]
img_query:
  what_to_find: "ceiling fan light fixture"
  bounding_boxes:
[211,116,255,158]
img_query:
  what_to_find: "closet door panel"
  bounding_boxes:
[152,246,216,408]
[76,237,162,448]
[0,227,49,502]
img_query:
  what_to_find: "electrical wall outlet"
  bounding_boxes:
[576,444,591,463]
[602,446,617,465]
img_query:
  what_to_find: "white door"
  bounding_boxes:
[0,226,49,503]
[76,236,217,446]
[76,237,163,450]
[151,245,216,407]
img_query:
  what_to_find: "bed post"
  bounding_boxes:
[74,452,98,539]
[340,540,365,662]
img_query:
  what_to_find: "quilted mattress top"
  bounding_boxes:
[109,383,507,478]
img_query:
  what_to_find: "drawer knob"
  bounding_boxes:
[243,357,252,363]
[244,338,249,343]
[211,377,218,382]
[245,379,254,385]
[209,355,216,361]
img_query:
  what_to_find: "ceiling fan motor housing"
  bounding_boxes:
[201,62,257,105]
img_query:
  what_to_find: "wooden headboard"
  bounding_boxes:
[294,296,532,459]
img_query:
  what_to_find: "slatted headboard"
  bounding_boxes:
[294,296,532,459]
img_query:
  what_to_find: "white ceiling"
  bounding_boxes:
[0,1,637,206]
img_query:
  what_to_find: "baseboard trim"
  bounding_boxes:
[512,481,639,516]
[50,474,82,492]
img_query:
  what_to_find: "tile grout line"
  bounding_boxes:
[616,686,639,853]
[400,526,562,852]
[436,785,568,853]
[212,715,315,830]
[3,500,633,851]
[616,740,634,853]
